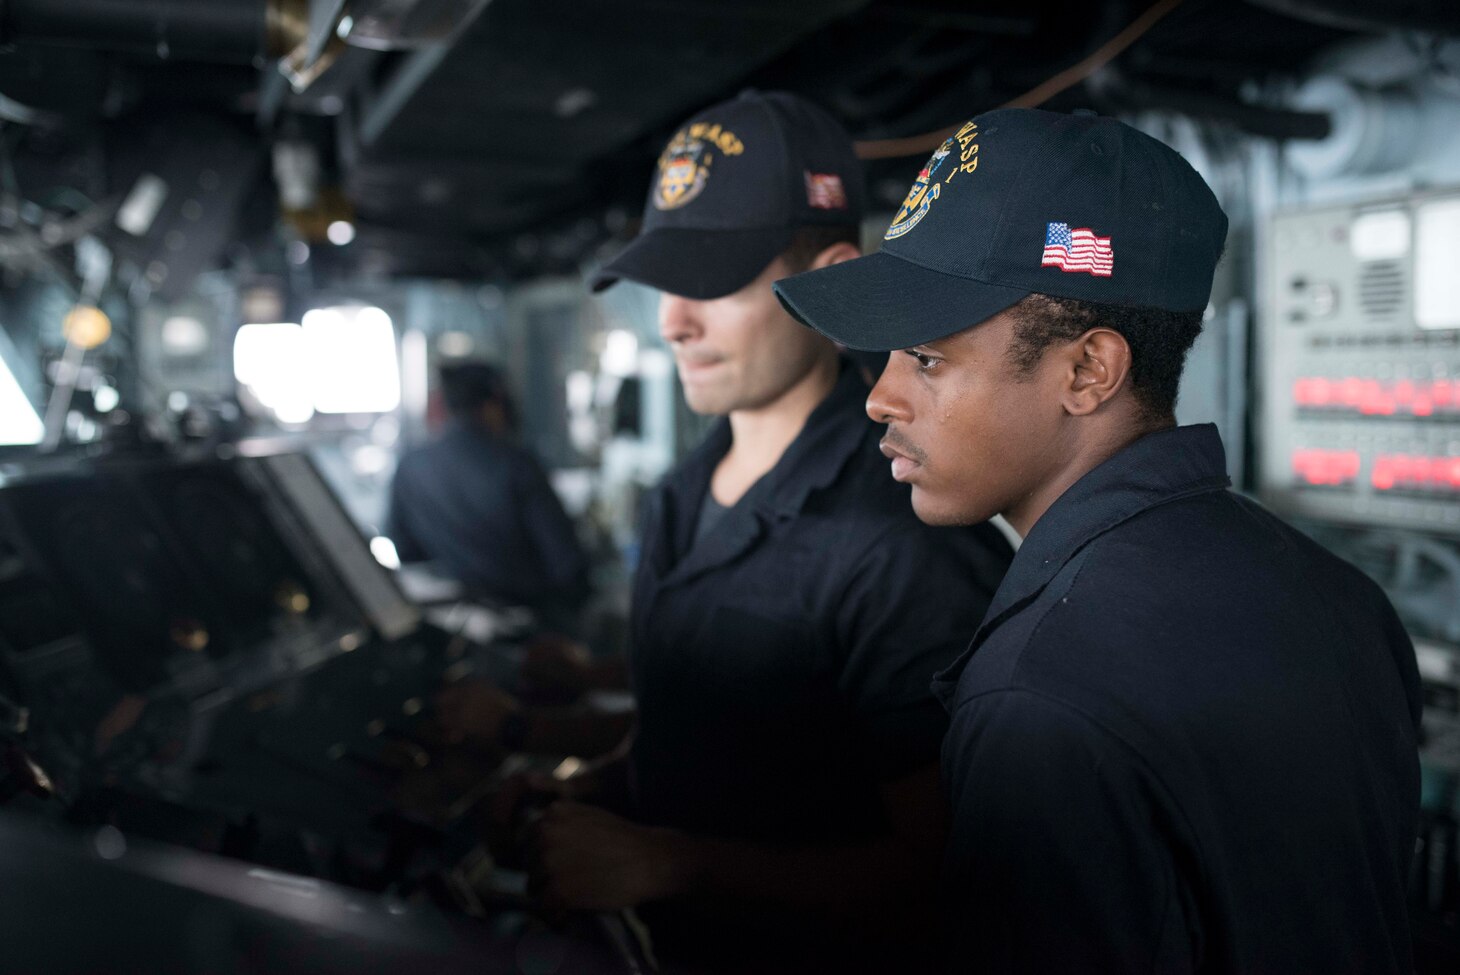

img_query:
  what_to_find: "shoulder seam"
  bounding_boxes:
[1021,549,1092,670]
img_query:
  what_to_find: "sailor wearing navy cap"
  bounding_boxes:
[522,91,1012,972]
[776,108,1422,973]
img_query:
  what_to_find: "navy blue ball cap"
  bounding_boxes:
[773,108,1228,351]
[591,225,793,301]
[592,89,863,300]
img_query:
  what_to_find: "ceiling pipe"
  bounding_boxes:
[0,0,309,63]
[1244,0,1460,33]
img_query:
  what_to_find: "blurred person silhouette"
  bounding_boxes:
[387,361,589,623]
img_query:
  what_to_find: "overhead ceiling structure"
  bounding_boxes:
[0,0,1454,287]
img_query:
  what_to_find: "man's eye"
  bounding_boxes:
[904,350,939,372]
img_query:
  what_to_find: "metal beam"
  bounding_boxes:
[355,42,454,149]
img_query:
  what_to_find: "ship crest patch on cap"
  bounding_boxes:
[653,122,745,211]
[884,139,950,240]
[884,120,981,241]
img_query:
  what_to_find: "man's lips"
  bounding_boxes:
[879,437,923,482]
[676,353,724,377]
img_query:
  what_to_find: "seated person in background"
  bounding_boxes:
[439,90,1013,974]
[387,362,589,622]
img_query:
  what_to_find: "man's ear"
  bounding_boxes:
[1059,328,1132,417]
[810,241,861,270]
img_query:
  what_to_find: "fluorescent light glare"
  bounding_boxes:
[601,329,639,377]
[370,535,401,569]
[92,385,120,413]
[161,315,210,355]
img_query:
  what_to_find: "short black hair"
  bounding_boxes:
[1006,294,1204,421]
[440,361,516,429]
[781,224,861,274]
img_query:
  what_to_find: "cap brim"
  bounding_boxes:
[590,226,793,300]
[773,250,1031,351]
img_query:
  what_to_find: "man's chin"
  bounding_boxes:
[681,382,746,417]
[909,486,984,527]
[683,395,731,417]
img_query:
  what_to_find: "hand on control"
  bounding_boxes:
[434,679,521,745]
[529,801,690,911]
[520,634,595,694]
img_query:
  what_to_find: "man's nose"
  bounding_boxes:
[866,357,912,425]
[658,293,702,345]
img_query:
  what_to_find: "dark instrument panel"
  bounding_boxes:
[0,449,640,973]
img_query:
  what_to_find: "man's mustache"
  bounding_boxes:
[880,428,927,465]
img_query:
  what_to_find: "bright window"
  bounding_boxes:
[233,322,315,424]
[233,306,401,421]
[301,306,401,414]
[0,346,44,445]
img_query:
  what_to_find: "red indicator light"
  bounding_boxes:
[1372,456,1395,490]
[1297,377,1460,416]
[1294,449,1361,487]
[1371,455,1460,492]
[1359,380,1395,416]
[1341,378,1365,408]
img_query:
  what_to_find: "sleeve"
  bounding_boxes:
[512,451,590,603]
[834,522,1002,779]
[385,459,428,563]
[941,689,1201,974]
[1374,580,1423,735]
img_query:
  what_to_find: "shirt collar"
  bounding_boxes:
[650,360,871,586]
[445,417,503,441]
[669,358,871,521]
[978,423,1233,634]
[758,360,873,519]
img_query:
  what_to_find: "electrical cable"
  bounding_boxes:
[854,0,1187,160]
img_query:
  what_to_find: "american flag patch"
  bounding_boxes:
[805,172,848,210]
[1042,222,1113,277]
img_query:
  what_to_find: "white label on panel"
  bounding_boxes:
[1415,198,1460,330]
[1350,209,1410,262]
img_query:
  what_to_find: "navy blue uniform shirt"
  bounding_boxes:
[388,422,589,610]
[936,424,1422,974]
[629,362,1013,844]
